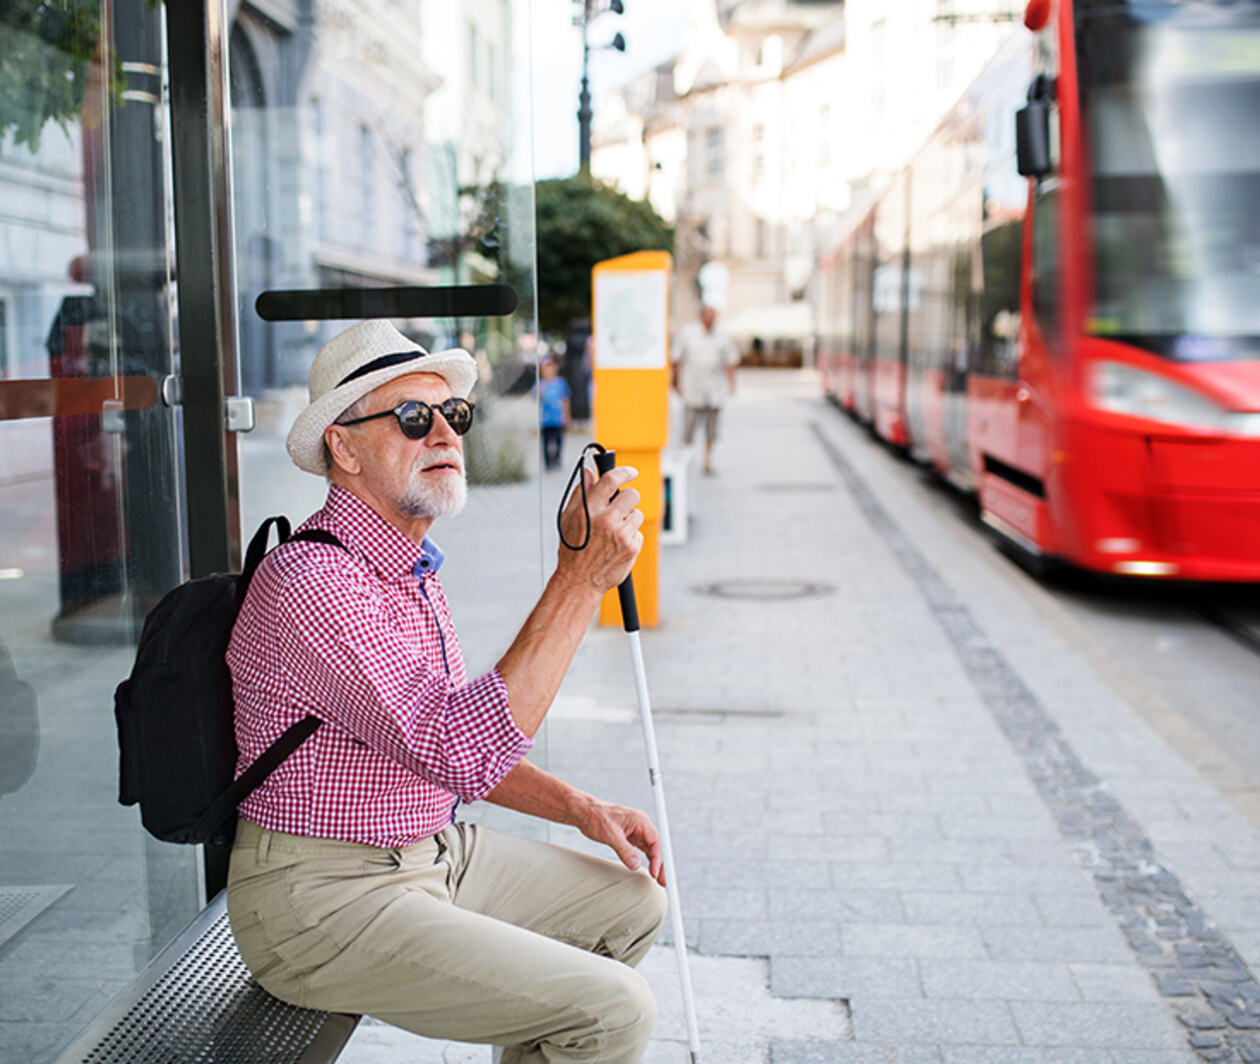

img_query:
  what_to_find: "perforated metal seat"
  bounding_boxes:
[54,893,359,1064]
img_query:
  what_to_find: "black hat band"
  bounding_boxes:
[337,350,427,388]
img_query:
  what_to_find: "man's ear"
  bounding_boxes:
[324,424,362,476]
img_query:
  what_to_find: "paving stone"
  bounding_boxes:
[843,923,988,960]
[1063,963,1161,1005]
[901,891,1042,927]
[769,888,903,923]
[888,837,1014,864]
[771,957,922,1000]
[1010,1002,1189,1049]
[849,996,1020,1045]
[981,926,1134,964]
[939,1049,1113,1064]
[687,886,770,920]
[832,862,965,892]
[699,919,842,958]
[772,1044,942,1064]
[961,862,1099,895]
[920,959,1080,1001]
[1032,892,1114,929]
[770,835,884,861]
[701,858,831,890]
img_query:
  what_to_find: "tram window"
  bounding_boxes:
[979,218,1021,378]
[1032,185,1063,348]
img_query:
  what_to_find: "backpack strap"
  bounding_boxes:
[238,517,292,600]
[195,522,350,841]
[190,714,321,842]
[289,528,345,549]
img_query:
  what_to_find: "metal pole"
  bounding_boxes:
[578,0,592,172]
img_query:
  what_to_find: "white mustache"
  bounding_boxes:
[415,447,464,474]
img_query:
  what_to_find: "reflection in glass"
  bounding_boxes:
[0,2,197,1060]
[227,5,544,837]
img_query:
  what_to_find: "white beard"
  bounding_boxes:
[399,447,467,518]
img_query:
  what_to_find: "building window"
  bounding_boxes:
[310,98,326,241]
[400,148,417,260]
[360,124,375,241]
[705,126,723,179]
[469,24,480,87]
[752,123,764,181]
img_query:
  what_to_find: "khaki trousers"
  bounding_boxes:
[227,819,666,1063]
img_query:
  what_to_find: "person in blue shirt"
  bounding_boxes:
[537,356,571,470]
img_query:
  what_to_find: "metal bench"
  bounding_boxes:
[53,892,359,1064]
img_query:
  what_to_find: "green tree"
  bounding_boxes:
[535,175,673,333]
[0,0,130,152]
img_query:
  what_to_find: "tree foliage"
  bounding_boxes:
[535,175,673,333]
[0,0,123,152]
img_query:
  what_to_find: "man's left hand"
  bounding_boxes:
[576,798,665,885]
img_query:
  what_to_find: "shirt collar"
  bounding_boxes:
[319,484,442,584]
[413,538,445,576]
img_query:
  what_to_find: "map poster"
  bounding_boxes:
[593,269,668,370]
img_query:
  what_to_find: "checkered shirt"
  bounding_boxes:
[227,484,531,847]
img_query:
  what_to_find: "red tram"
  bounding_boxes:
[817,0,1260,580]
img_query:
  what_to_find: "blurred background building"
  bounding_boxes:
[590,0,1021,365]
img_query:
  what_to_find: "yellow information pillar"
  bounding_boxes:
[592,250,672,629]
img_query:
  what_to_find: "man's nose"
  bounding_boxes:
[426,405,460,446]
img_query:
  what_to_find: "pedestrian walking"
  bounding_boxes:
[225,320,665,1063]
[537,355,571,470]
[670,303,739,476]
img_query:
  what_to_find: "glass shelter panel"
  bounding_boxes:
[0,3,198,1060]
[226,4,546,768]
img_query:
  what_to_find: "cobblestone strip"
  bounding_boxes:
[812,421,1260,1063]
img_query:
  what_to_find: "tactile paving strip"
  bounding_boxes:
[0,884,72,949]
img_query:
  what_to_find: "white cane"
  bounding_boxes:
[594,448,702,1063]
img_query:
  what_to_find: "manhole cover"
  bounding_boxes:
[692,579,834,600]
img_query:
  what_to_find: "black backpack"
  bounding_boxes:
[114,517,344,846]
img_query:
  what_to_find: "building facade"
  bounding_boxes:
[591,0,1022,363]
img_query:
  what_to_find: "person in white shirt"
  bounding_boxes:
[669,304,739,475]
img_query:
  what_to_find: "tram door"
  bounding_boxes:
[0,3,202,1061]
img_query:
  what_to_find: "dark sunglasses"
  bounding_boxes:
[337,397,476,439]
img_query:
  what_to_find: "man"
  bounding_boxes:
[225,320,666,1063]
[670,302,739,475]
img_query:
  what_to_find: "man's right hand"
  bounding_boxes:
[555,464,644,594]
[497,463,644,737]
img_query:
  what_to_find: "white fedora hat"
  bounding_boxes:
[286,320,478,475]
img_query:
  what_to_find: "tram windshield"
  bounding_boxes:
[1077,2,1260,359]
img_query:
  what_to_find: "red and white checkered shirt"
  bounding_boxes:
[227,484,531,847]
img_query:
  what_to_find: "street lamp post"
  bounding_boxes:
[579,1,593,172]
[576,0,625,174]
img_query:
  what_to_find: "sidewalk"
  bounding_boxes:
[342,369,1260,1063]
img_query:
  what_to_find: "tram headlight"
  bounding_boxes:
[1090,361,1231,433]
